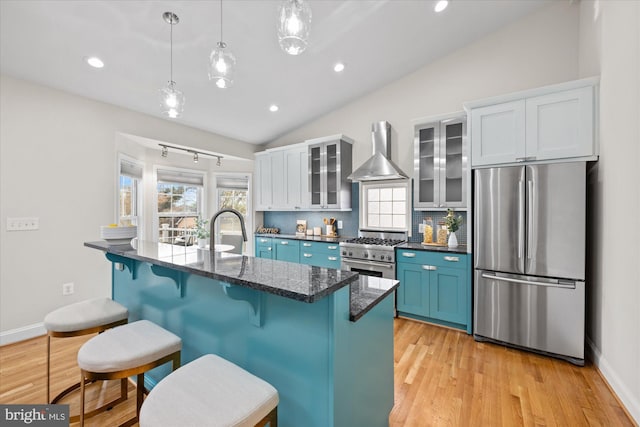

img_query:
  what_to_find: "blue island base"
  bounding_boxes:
[111,261,394,427]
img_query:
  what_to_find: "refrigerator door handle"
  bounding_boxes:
[518,179,525,260]
[527,180,534,260]
[480,273,576,289]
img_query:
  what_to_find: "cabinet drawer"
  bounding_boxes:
[396,250,467,270]
[300,241,340,254]
[300,252,341,269]
[256,237,273,245]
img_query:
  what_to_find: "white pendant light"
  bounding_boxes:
[277,0,312,56]
[208,0,236,89]
[159,12,185,118]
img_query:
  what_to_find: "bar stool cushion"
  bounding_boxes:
[77,320,181,373]
[139,354,279,427]
[44,298,128,333]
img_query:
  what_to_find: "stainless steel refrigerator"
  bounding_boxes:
[474,162,586,365]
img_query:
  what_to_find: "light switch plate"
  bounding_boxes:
[6,217,39,231]
[337,221,343,229]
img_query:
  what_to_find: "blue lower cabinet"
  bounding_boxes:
[299,242,341,268]
[255,237,273,259]
[396,263,430,317]
[274,238,300,263]
[396,250,471,333]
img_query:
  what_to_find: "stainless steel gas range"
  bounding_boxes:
[339,231,407,280]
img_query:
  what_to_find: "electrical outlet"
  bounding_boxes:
[337,221,343,230]
[418,223,425,233]
[62,282,74,296]
[6,217,39,231]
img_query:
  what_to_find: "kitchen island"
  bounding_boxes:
[85,240,398,427]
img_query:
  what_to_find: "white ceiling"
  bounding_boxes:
[0,0,550,145]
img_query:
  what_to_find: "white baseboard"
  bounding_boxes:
[586,336,640,425]
[0,322,46,346]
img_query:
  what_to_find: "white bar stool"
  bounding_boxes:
[77,319,182,427]
[44,297,129,422]
[139,354,279,427]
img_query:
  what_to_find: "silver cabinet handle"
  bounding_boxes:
[327,245,337,250]
[422,265,437,271]
[303,243,312,247]
[259,239,269,243]
[267,248,272,251]
[303,253,313,258]
[328,256,337,261]
[401,252,416,258]
[281,241,289,245]
[443,256,459,262]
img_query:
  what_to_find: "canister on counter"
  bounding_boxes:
[437,221,448,245]
[423,217,433,244]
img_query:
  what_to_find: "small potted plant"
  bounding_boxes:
[195,218,210,248]
[444,209,463,248]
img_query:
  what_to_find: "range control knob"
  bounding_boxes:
[342,250,347,256]
[387,255,392,261]
[348,251,353,257]
[364,253,369,258]
[371,254,376,259]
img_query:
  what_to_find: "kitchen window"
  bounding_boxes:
[360,180,411,233]
[118,155,143,234]
[156,167,206,246]
[215,174,250,253]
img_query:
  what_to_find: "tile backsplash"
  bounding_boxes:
[262,183,360,237]
[261,182,468,244]
[410,210,468,245]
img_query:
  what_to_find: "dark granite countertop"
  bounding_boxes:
[255,233,354,243]
[85,240,396,322]
[85,240,357,304]
[349,276,399,322]
[396,242,469,254]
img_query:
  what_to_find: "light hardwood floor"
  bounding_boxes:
[0,318,635,426]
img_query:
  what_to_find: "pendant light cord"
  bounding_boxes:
[220,0,224,43]
[170,18,173,83]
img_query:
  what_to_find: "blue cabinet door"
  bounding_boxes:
[274,239,300,263]
[396,262,430,317]
[429,266,467,325]
[255,237,273,259]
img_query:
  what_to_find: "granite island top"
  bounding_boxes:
[85,240,398,322]
[397,242,469,254]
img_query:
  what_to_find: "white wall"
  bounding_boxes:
[581,1,640,422]
[266,1,580,177]
[0,75,256,340]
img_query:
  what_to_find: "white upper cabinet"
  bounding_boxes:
[284,145,309,210]
[254,143,309,211]
[467,77,598,167]
[413,113,468,210]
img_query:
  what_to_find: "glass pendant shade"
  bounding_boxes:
[209,42,236,89]
[277,0,312,55]
[159,81,185,118]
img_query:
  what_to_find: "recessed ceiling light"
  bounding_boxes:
[269,105,279,112]
[334,62,345,73]
[85,56,104,68]
[434,0,449,13]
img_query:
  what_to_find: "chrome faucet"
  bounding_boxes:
[209,208,247,253]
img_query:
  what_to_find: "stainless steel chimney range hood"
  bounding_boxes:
[347,121,409,181]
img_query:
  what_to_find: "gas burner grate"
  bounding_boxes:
[344,237,405,246]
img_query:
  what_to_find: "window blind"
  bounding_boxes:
[157,169,204,186]
[120,159,143,179]
[216,175,248,190]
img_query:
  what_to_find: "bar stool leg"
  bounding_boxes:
[136,373,144,420]
[46,334,51,403]
[79,371,86,427]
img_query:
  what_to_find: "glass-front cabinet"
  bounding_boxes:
[307,135,353,210]
[413,113,467,209]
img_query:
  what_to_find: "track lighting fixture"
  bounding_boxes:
[158,144,223,166]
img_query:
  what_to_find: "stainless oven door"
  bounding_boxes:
[341,258,395,280]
